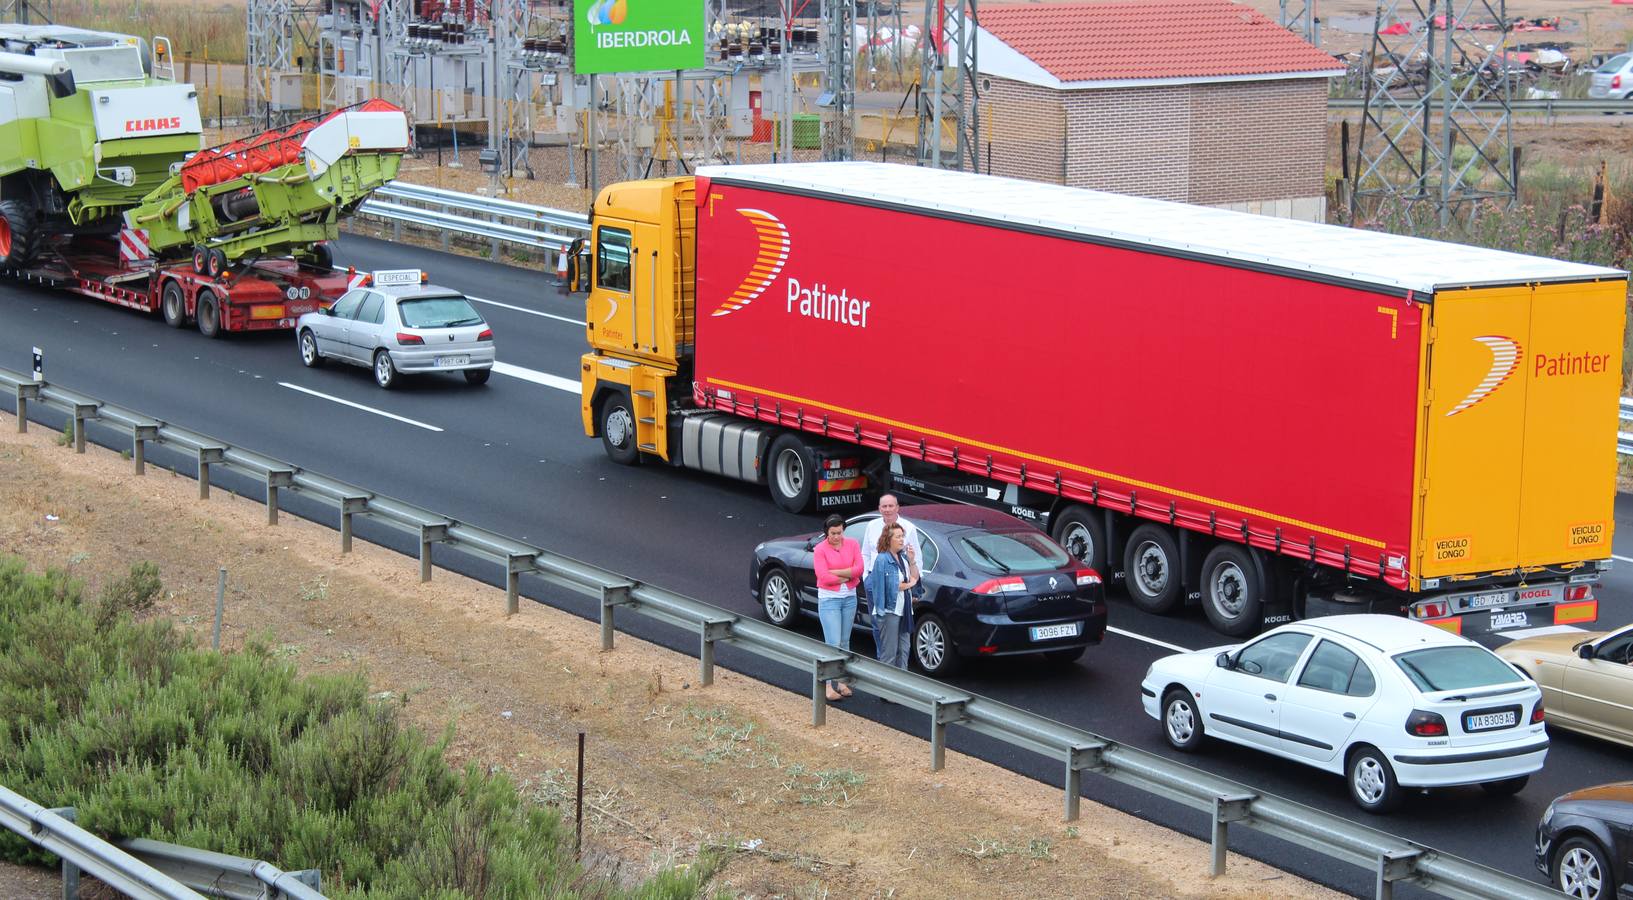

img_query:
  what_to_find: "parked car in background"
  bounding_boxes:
[1589,53,1633,104]
[296,269,494,388]
[1535,781,1632,900]
[1497,622,1633,749]
[750,505,1108,675]
[1142,615,1547,813]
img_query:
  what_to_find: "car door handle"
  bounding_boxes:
[1264,693,1277,701]
[1343,712,1357,720]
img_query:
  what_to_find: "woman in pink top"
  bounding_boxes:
[813,513,861,701]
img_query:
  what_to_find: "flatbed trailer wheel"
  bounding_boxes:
[161,281,188,328]
[195,290,223,339]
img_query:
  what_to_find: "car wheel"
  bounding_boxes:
[464,368,490,385]
[1555,836,1614,900]
[1161,688,1204,751]
[1201,543,1265,637]
[195,290,222,339]
[298,329,324,368]
[1050,506,1107,573]
[1043,645,1087,666]
[759,567,798,628]
[1346,746,1402,814]
[913,612,961,676]
[1480,775,1528,797]
[598,391,639,465]
[161,281,188,328]
[1123,524,1182,614]
[766,433,817,513]
[373,350,398,389]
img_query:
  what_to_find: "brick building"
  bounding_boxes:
[974,1,1343,221]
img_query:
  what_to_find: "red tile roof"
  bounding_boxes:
[980,0,1343,84]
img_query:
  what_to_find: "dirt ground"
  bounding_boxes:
[0,413,1343,898]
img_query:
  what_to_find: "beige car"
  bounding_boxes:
[1496,623,1633,748]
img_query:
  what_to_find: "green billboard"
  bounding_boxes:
[573,0,705,75]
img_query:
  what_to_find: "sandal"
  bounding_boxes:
[837,684,855,698]
[825,687,845,702]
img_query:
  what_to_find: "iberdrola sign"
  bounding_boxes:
[573,0,705,75]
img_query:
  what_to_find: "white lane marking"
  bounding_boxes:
[278,382,444,432]
[467,294,586,327]
[1495,625,1586,641]
[1107,626,1191,654]
[1613,554,1633,565]
[493,361,581,394]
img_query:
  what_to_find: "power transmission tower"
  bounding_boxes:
[1279,0,1320,46]
[821,0,854,161]
[0,0,51,24]
[916,0,978,172]
[1350,0,1517,228]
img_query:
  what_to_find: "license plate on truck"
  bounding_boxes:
[1461,590,1512,611]
[1030,623,1080,642]
[436,355,470,367]
[1465,710,1517,732]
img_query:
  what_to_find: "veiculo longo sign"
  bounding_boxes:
[573,0,705,75]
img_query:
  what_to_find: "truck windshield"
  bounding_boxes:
[1393,646,1524,692]
[50,46,145,82]
[398,296,484,329]
[956,531,1070,576]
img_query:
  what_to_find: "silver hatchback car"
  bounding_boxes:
[295,272,495,389]
[1589,53,1633,103]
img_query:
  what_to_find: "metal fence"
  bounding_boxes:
[1620,398,1633,458]
[358,182,590,257]
[1329,96,1633,123]
[0,366,1563,900]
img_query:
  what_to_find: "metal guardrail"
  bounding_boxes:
[118,837,324,900]
[359,181,589,254]
[0,785,201,899]
[0,367,1564,900]
[1620,398,1633,458]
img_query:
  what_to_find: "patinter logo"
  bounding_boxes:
[1445,335,1522,417]
[586,0,693,48]
[125,117,182,133]
[711,209,788,317]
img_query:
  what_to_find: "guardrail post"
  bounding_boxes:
[699,617,733,686]
[339,495,369,552]
[1062,743,1105,822]
[71,402,97,453]
[505,553,535,615]
[418,523,450,582]
[1209,793,1255,877]
[14,382,39,432]
[600,583,635,650]
[265,469,294,525]
[197,446,226,499]
[811,657,847,727]
[131,424,159,475]
[47,806,78,900]
[1374,848,1421,900]
[929,698,969,771]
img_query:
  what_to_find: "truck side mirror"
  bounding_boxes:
[565,238,587,293]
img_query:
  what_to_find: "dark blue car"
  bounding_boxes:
[750,504,1108,676]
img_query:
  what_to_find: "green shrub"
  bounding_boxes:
[0,556,714,898]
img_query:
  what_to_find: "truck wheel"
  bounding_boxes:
[1051,506,1107,573]
[1123,524,1182,614]
[161,281,188,328]
[598,391,639,465]
[1201,543,1265,637]
[195,291,223,339]
[913,612,962,676]
[0,198,40,269]
[767,433,816,513]
[373,350,398,390]
[299,329,324,367]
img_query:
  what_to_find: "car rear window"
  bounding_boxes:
[398,296,484,329]
[1598,53,1630,74]
[1393,646,1524,692]
[955,530,1069,575]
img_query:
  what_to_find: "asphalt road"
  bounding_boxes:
[2,234,1629,898]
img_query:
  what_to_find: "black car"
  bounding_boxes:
[1536,781,1633,899]
[749,504,1108,675]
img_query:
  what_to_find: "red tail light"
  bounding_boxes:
[477,328,493,341]
[396,332,424,345]
[1075,569,1101,587]
[1531,698,1545,724]
[1614,75,1623,89]
[973,577,1025,595]
[1405,709,1448,737]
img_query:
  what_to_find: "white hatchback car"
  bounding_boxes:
[1141,615,1547,813]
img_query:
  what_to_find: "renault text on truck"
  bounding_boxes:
[568,162,1627,639]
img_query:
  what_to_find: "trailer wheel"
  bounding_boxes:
[1201,543,1265,637]
[195,290,223,339]
[205,248,228,280]
[308,243,333,270]
[0,198,40,269]
[161,281,188,328]
[1051,506,1107,573]
[597,390,639,465]
[192,246,209,274]
[1123,524,1182,614]
[767,433,817,513]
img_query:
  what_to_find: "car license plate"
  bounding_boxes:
[1463,590,1512,610]
[435,355,470,367]
[1029,623,1080,642]
[1489,610,1530,630]
[1465,711,1516,732]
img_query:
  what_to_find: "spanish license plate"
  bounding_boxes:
[1463,590,1512,610]
[1029,623,1081,642]
[1465,711,1517,732]
[1490,610,1531,630]
[435,355,470,367]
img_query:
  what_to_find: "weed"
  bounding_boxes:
[1027,838,1055,860]
[958,837,1019,860]
[55,420,73,447]
[780,763,865,808]
[298,575,328,603]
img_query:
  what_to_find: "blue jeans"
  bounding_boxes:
[817,592,857,684]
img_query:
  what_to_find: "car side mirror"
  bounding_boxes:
[1578,643,1595,660]
[1215,651,1234,669]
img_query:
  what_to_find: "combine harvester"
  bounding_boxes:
[0,24,409,337]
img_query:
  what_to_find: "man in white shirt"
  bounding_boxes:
[861,493,924,578]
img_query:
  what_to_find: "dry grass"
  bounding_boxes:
[56,0,246,63]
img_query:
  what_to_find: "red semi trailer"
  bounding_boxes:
[573,162,1626,638]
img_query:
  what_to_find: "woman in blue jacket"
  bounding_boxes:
[865,522,920,669]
